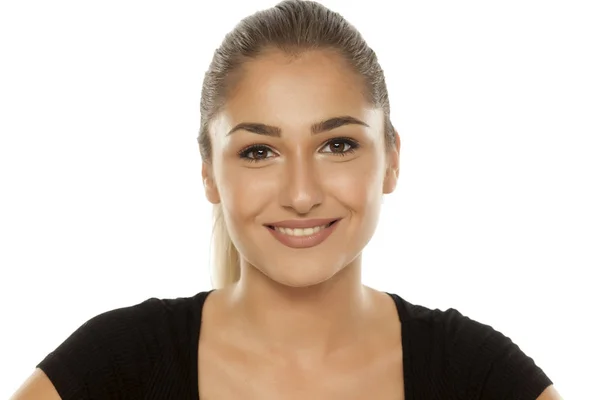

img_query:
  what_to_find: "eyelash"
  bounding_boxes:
[237,137,360,163]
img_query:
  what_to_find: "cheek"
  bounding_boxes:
[323,159,383,251]
[217,162,279,221]
[322,157,384,210]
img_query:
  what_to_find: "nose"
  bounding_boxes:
[279,155,323,215]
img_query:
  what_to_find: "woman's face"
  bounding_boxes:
[204,49,399,287]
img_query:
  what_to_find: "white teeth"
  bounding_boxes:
[275,224,328,237]
[301,227,315,236]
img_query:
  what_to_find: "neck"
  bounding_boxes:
[221,257,377,365]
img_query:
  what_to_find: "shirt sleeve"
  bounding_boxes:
[36,298,163,399]
[476,329,554,400]
[445,308,554,400]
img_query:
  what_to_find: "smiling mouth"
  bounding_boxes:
[266,219,339,237]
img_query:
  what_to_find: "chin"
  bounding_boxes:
[273,275,333,288]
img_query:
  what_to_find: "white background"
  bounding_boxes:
[1,0,598,398]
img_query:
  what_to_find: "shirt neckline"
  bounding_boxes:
[191,289,410,400]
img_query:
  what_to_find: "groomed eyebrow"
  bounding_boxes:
[226,115,370,137]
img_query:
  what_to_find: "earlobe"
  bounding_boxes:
[205,181,221,204]
[383,167,398,194]
[202,163,221,204]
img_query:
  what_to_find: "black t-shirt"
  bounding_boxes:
[37,290,553,399]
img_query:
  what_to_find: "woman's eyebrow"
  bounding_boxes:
[226,115,370,137]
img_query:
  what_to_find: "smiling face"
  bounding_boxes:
[203,48,399,287]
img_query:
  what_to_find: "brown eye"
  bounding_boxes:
[248,148,269,159]
[320,138,360,156]
[327,140,347,153]
[238,145,275,162]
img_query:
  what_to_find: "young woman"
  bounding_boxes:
[11,1,561,399]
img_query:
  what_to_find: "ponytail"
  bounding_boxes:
[210,204,241,289]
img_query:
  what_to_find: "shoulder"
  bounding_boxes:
[439,307,554,399]
[36,292,207,399]
[390,294,554,399]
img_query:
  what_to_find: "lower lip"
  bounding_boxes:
[266,220,340,249]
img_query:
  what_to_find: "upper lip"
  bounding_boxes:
[265,218,340,229]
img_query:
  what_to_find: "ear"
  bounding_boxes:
[383,130,400,194]
[202,162,221,204]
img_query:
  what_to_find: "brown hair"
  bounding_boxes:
[198,0,396,289]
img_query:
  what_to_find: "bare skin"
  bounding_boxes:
[198,282,404,399]
[9,46,562,400]
[199,48,403,398]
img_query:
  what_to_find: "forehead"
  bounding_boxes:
[222,49,373,128]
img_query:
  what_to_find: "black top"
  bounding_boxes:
[37,290,553,399]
